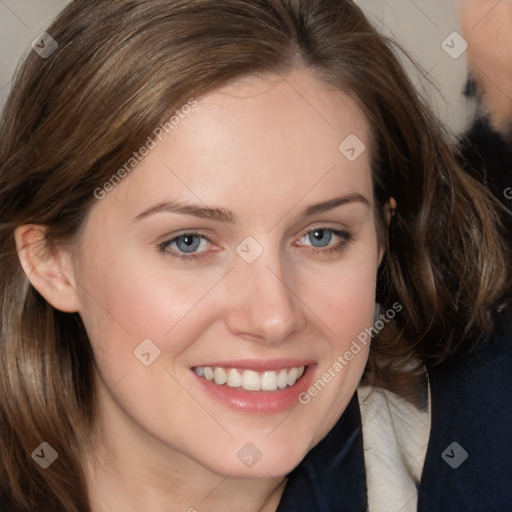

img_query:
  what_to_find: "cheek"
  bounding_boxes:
[302,244,379,342]
[296,245,378,427]
[77,263,192,348]
[74,241,232,384]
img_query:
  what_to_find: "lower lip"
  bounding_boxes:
[194,366,317,414]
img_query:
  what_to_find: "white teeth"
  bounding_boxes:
[287,367,298,386]
[227,368,242,388]
[213,367,227,385]
[261,371,278,391]
[277,369,288,389]
[242,370,261,391]
[194,365,306,391]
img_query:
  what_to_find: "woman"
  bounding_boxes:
[0,1,510,510]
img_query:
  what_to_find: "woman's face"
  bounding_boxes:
[70,69,382,478]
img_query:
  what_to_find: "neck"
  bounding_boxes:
[87,462,286,512]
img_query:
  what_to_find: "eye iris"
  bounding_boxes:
[309,229,332,248]
[176,235,201,253]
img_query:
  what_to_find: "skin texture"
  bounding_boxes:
[16,69,389,511]
[460,0,512,136]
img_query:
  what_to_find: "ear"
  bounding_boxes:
[378,197,397,265]
[384,197,397,226]
[14,225,80,313]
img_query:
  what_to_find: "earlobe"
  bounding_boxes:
[385,197,397,226]
[14,225,81,313]
[378,197,397,265]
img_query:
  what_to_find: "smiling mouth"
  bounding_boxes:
[193,366,306,391]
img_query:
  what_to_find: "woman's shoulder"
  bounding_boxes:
[355,313,512,512]
[278,313,512,511]
[418,311,512,510]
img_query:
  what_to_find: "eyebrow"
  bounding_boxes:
[301,193,370,216]
[133,192,370,223]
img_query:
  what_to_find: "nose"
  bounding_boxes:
[224,252,307,346]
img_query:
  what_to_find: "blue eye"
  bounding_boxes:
[298,228,352,254]
[174,234,202,253]
[307,229,333,248]
[158,232,212,260]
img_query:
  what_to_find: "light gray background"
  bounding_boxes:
[0,0,472,133]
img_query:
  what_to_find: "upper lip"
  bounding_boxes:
[192,358,315,372]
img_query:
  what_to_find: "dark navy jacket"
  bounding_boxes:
[278,313,512,511]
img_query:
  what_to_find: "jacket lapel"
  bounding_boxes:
[278,393,368,511]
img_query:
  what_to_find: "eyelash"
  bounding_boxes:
[157,228,354,261]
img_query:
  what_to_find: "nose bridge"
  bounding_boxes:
[225,246,305,343]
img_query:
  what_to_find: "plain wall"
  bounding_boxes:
[0,0,471,133]
[357,0,471,134]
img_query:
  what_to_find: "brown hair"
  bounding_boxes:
[1,0,511,509]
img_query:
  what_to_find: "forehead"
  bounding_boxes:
[98,69,373,222]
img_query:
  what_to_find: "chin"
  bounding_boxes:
[200,443,310,479]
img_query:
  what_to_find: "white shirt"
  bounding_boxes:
[358,381,431,512]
